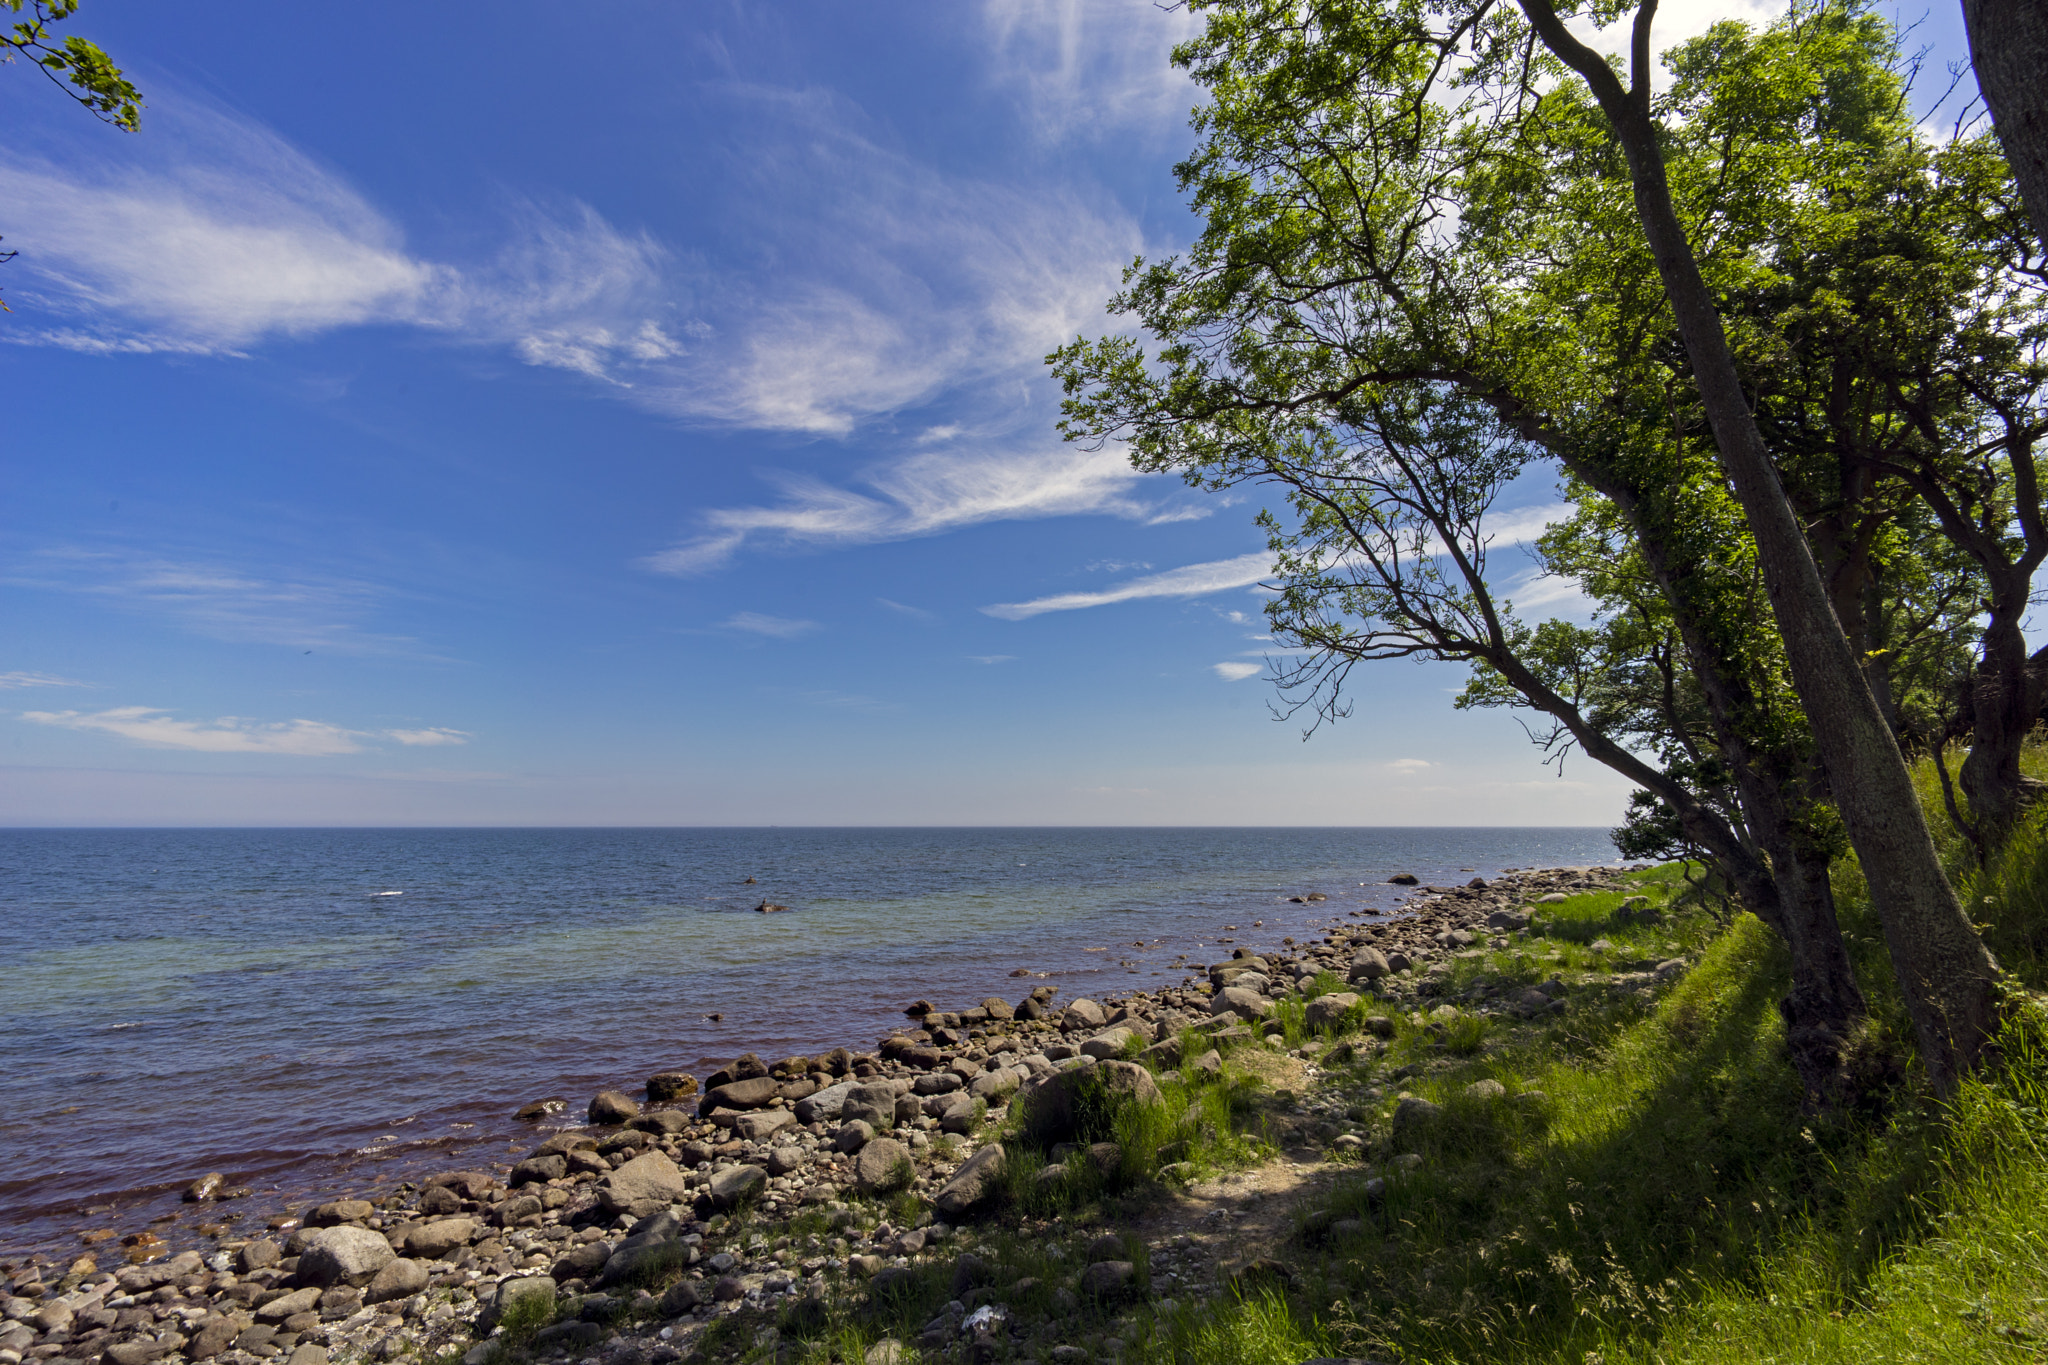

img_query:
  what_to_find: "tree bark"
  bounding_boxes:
[1964,0,2048,250]
[1519,0,2002,1092]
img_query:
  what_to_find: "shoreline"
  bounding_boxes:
[0,862,1635,1365]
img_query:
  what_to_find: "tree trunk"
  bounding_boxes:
[1964,0,2048,249]
[1773,817,1869,1102]
[1960,608,2042,834]
[1520,0,2002,1092]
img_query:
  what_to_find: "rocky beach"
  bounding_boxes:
[0,863,1654,1365]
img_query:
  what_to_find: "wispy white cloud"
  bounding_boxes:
[384,727,471,747]
[644,444,1159,573]
[1211,661,1262,682]
[969,654,1016,665]
[980,503,1571,620]
[9,84,1147,431]
[876,598,936,620]
[0,103,667,364]
[1386,758,1436,774]
[23,707,365,756]
[0,671,88,690]
[724,612,820,640]
[978,0,1202,143]
[22,706,470,755]
[983,551,1273,620]
[9,548,421,655]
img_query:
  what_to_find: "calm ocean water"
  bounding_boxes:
[0,827,1617,1255]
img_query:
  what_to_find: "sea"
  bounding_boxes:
[0,826,1618,1259]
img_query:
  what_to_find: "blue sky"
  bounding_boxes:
[0,0,1975,826]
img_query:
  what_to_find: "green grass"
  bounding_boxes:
[1118,781,2048,1365]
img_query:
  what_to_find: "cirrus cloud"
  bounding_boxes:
[23,706,366,756]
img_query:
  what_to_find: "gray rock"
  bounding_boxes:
[510,1154,566,1186]
[701,1077,779,1113]
[587,1090,640,1124]
[1209,986,1270,1021]
[932,1144,1006,1216]
[403,1216,476,1262]
[597,1150,691,1215]
[1392,1097,1442,1132]
[834,1120,875,1153]
[484,1274,556,1331]
[535,1321,606,1350]
[1079,1028,1138,1060]
[968,1067,1023,1100]
[868,1266,920,1297]
[297,1226,395,1288]
[629,1109,693,1136]
[731,1108,796,1141]
[1079,1261,1138,1299]
[1537,892,1568,904]
[855,1138,914,1193]
[1465,1079,1506,1100]
[285,1346,329,1365]
[708,1164,767,1210]
[658,1279,705,1315]
[187,1320,238,1361]
[1347,948,1391,982]
[913,1071,962,1096]
[1140,1037,1183,1069]
[1016,1059,1160,1145]
[1305,992,1360,1030]
[365,1258,429,1304]
[865,1341,910,1365]
[794,1080,857,1125]
[1188,1048,1222,1077]
[1063,998,1107,1029]
[255,1288,322,1323]
[238,1238,281,1272]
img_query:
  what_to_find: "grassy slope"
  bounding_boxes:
[1157,746,2048,1365]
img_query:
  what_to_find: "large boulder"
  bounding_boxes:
[854,1138,914,1193]
[598,1151,691,1216]
[646,1071,699,1102]
[509,1154,565,1187]
[932,1144,1005,1217]
[587,1090,640,1125]
[794,1080,857,1125]
[1209,986,1271,1021]
[1015,1060,1160,1146]
[365,1258,429,1304]
[731,1108,796,1142]
[403,1218,476,1262]
[1305,992,1361,1031]
[967,1067,1023,1100]
[1079,1027,1139,1061]
[1063,998,1107,1029]
[841,1082,899,1130]
[708,1164,766,1210]
[297,1226,394,1288]
[479,1276,556,1334]
[699,1077,779,1114]
[1347,948,1391,983]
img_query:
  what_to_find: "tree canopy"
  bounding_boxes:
[1055,0,2038,1093]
